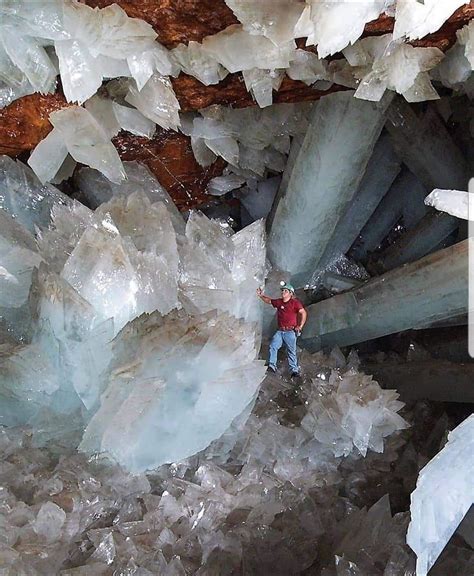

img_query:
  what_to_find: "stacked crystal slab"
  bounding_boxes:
[0,157,267,472]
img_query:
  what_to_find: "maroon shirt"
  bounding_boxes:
[271,297,304,329]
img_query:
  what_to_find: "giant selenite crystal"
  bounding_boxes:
[268,91,391,286]
[407,414,474,576]
[300,240,468,350]
[314,132,401,275]
[0,157,267,471]
[351,167,427,263]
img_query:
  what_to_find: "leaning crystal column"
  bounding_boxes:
[316,132,401,273]
[300,240,468,350]
[351,168,426,263]
[386,99,469,191]
[407,414,474,576]
[374,210,459,273]
[267,91,392,286]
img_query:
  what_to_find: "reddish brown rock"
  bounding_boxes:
[173,73,348,110]
[0,92,67,157]
[112,130,226,210]
[82,0,238,47]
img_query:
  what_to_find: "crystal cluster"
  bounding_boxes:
[28,94,162,185]
[301,370,408,458]
[28,105,126,185]
[0,347,429,575]
[182,102,312,193]
[437,19,474,90]
[0,157,267,472]
[334,34,444,102]
[5,0,472,191]
[2,0,468,115]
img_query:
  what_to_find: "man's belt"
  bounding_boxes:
[279,326,297,331]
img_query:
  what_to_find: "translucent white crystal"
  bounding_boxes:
[287,49,329,85]
[85,95,121,139]
[51,154,77,185]
[438,19,474,88]
[55,39,104,104]
[0,0,66,41]
[49,1,163,104]
[172,41,228,86]
[307,0,390,58]
[393,0,469,41]
[94,54,131,80]
[294,4,313,39]
[112,102,156,138]
[95,192,180,313]
[225,0,305,46]
[202,25,296,73]
[62,1,156,60]
[407,414,474,576]
[0,156,72,233]
[60,218,139,335]
[27,128,68,185]
[0,25,57,93]
[207,174,246,196]
[0,340,435,575]
[127,44,179,91]
[126,74,181,131]
[437,42,472,88]
[424,188,470,220]
[32,502,66,542]
[238,176,281,222]
[80,310,266,472]
[191,117,239,165]
[33,262,97,343]
[48,106,126,184]
[0,75,35,110]
[243,68,284,108]
[75,161,185,234]
[186,103,312,176]
[0,210,42,309]
[347,35,444,102]
[457,19,474,67]
[36,200,94,273]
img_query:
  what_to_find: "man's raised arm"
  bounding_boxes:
[256,287,272,305]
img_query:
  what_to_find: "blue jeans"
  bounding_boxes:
[269,330,299,373]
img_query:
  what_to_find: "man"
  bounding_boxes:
[256,282,307,377]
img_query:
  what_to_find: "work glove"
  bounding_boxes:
[295,329,301,338]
